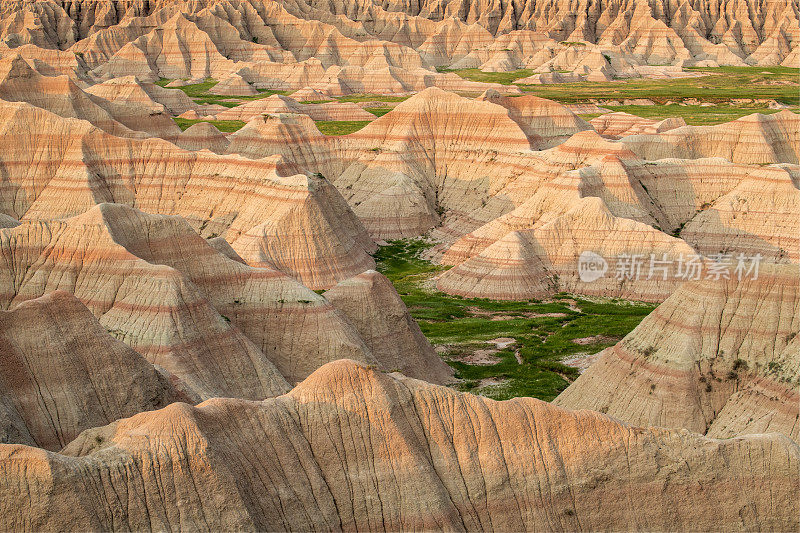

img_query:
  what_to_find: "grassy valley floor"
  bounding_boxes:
[446,65,800,125]
[374,239,656,401]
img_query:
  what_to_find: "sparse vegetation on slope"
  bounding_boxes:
[374,239,656,401]
[173,117,246,132]
[601,104,798,125]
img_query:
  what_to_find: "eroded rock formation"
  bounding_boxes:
[555,264,800,442]
[0,360,797,531]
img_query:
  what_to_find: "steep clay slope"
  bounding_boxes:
[0,0,795,73]
[323,270,453,384]
[0,52,179,138]
[555,264,800,442]
[3,87,795,302]
[436,197,699,301]
[221,90,798,298]
[226,175,378,289]
[0,360,797,531]
[175,120,230,152]
[0,203,374,390]
[621,111,800,165]
[333,87,538,238]
[476,89,591,149]
[0,100,377,288]
[0,291,184,451]
[432,129,800,299]
[84,74,199,115]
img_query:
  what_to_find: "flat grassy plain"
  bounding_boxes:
[447,66,800,124]
[374,239,656,401]
[364,106,392,117]
[581,104,797,125]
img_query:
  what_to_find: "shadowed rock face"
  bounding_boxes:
[0,360,797,531]
[0,203,375,392]
[323,270,453,384]
[555,264,800,442]
[0,99,377,289]
[0,291,185,451]
[0,0,795,72]
[0,2,795,529]
[1,77,797,301]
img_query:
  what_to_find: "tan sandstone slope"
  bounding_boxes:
[555,264,800,442]
[0,360,797,531]
[0,99,377,288]
[0,291,185,451]
[621,110,800,165]
[323,270,453,384]
[0,0,795,80]
[0,203,376,391]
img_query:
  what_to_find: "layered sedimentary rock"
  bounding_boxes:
[591,112,686,139]
[0,52,179,138]
[85,74,199,115]
[431,125,800,299]
[437,197,698,301]
[323,270,453,384]
[621,111,800,165]
[0,360,797,531]
[0,203,376,391]
[0,1,796,530]
[0,99,377,288]
[175,120,230,152]
[220,88,798,300]
[555,264,800,442]
[209,73,257,95]
[0,0,795,78]
[476,89,591,149]
[333,87,538,239]
[0,291,184,451]
[227,175,378,289]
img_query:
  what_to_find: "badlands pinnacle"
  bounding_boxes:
[0,0,796,530]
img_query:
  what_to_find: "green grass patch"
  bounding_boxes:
[173,118,246,132]
[374,239,656,401]
[442,67,799,105]
[438,67,534,85]
[685,66,799,75]
[521,70,799,105]
[603,104,798,125]
[155,78,289,108]
[364,107,392,117]
[315,120,371,135]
